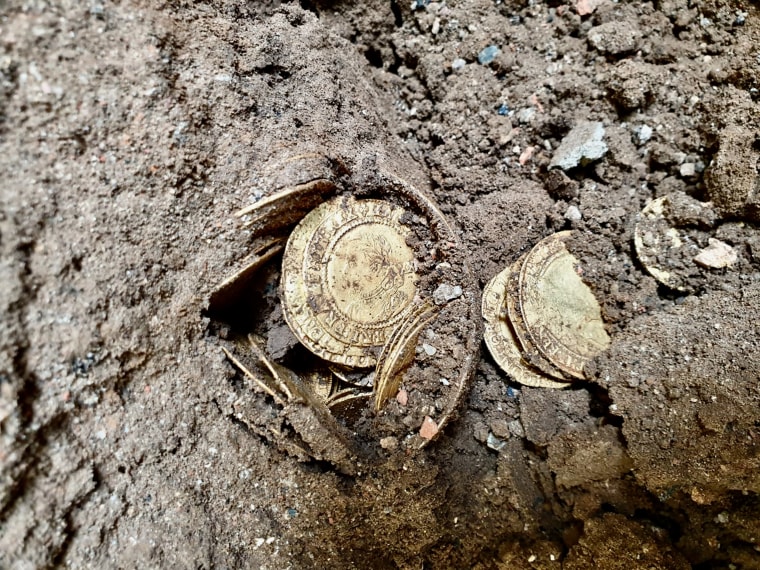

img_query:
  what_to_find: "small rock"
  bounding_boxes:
[634,124,653,145]
[473,422,489,443]
[508,419,525,438]
[693,239,738,269]
[478,45,500,65]
[564,205,582,222]
[451,58,466,71]
[497,103,510,116]
[679,163,696,178]
[267,323,299,360]
[550,121,608,170]
[486,433,507,452]
[422,343,437,356]
[516,107,536,124]
[575,0,605,16]
[396,389,409,406]
[380,436,398,450]
[489,418,511,440]
[433,283,463,305]
[587,21,642,56]
[420,416,439,440]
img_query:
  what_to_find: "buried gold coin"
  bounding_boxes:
[281,195,418,368]
[505,254,570,382]
[633,195,708,292]
[482,264,569,389]
[518,231,610,380]
[482,231,610,387]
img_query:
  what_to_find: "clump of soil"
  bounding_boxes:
[1,0,759,568]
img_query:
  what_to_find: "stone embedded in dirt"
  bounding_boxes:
[489,418,510,440]
[433,283,463,305]
[451,58,466,71]
[575,0,606,16]
[419,416,438,440]
[704,125,760,221]
[679,162,696,178]
[564,205,582,222]
[543,169,580,199]
[380,436,398,450]
[477,45,500,65]
[486,433,507,452]
[634,124,653,145]
[587,21,642,56]
[693,238,738,269]
[396,389,408,406]
[550,121,608,170]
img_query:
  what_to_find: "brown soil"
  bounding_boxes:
[1,0,759,568]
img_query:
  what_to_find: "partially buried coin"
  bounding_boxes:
[518,231,610,380]
[281,195,418,368]
[482,231,610,387]
[482,264,569,389]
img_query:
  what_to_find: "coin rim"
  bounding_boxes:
[281,195,418,368]
[518,230,610,379]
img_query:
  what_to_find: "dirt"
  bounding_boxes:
[1,0,759,568]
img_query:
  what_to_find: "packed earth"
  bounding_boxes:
[1,0,759,568]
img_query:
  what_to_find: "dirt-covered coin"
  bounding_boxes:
[633,196,701,292]
[506,254,571,381]
[281,195,418,368]
[482,265,569,389]
[518,231,610,380]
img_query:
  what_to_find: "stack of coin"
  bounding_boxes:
[482,231,610,388]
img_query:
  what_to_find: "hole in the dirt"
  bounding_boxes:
[364,46,384,69]
[117,465,126,474]
[390,0,403,27]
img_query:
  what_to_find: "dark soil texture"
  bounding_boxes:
[1,0,759,568]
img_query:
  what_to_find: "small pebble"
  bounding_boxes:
[486,433,507,452]
[564,205,582,222]
[550,121,608,170]
[380,436,399,450]
[478,45,500,65]
[634,124,653,145]
[451,58,466,71]
[680,163,696,178]
[422,343,437,356]
[396,389,409,406]
[489,419,511,439]
[693,239,738,269]
[420,416,439,440]
[508,419,525,438]
[433,283,463,305]
[497,102,510,116]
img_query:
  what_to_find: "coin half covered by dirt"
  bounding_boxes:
[518,231,611,379]
[482,231,610,387]
[482,264,568,390]
[280,195,418,368]
[633,196,698,292]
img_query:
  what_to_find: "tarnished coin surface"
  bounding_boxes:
[633,196,697,292]
[505,254,570,381]
[518,231,610,379]
[482,265,569,389]
[281,195,418,368]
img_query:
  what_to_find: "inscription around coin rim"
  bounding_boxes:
[281,196,418,368]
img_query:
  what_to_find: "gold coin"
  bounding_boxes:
[518,231,610,379]
[633,196,691,292]
[505,254,570,381]
[482,265,569,389]
[327,390,371,424]
[281,196,418,368]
